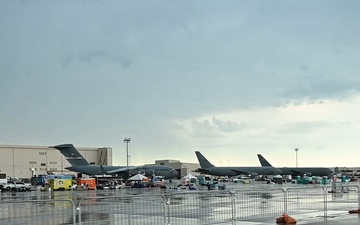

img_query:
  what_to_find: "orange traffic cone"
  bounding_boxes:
[276,213,297,224]
[276,216,285,224]
[283,213,297,224]
[348,209,360,214]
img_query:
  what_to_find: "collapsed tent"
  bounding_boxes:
[128,174,150,181]
[182,173,198,185]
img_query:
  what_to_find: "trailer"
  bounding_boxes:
[76,178,96,190]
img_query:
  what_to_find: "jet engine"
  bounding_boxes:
[249,173,259,178]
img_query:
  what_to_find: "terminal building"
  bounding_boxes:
[0,144,112,178]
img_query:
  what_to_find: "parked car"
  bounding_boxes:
[2,181,31,192]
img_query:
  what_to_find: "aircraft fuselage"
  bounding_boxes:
[277,167,332,177]
[66,165,178,179]
[197,166,282,177]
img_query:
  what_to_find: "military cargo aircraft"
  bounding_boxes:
[52,144,178,179]
[195,151,283,177]
[257,154,333,177]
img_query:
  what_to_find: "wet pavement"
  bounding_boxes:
[0,181,359,225]
[234,212,360,224]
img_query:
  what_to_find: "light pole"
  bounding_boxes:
[295,148,299,168]
[124,138,131,168]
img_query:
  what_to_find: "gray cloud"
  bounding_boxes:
[212,116,243,133]
[2,0,360,166]
[191,119,218,138]
[281,78,360,102]
[190,116,243,138]
[62,50,133,69]
[275,121,331,134]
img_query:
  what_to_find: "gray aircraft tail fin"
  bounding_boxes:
[52,144,89,166]
[334,167,342,175]
[195,151,214,168]
[257,154,273,167]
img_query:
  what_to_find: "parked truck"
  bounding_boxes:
[49,178,72,191]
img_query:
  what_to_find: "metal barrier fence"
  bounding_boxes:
[167,191,234,225]
[0,199,76,225]
[286,187,326,217]
[1,184,359,225]
[78,195,166,225]
[233,189,285,221]
[325,184,360,213]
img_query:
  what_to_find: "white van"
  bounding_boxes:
[0,173,7,189]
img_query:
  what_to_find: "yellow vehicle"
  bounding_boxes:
[49,178,72,191]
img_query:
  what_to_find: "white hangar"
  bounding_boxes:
[0,144,112,178]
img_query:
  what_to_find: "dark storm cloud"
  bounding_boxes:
[1,0,360,165]
[282,78,360,100]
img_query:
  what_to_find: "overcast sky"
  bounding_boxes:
[1,0,360,168]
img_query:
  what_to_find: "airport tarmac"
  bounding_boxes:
[1,181,359,225]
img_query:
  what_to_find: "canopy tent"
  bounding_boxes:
[183,173,197,179]
[182,173,198,185]
[128,174,150,181]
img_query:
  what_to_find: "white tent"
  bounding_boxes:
[128,174,150,181]
[182,173,198,184]
[183,173,197,179]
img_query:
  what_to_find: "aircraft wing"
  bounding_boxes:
[193,168,216,175]
[231,169,257,175]
[194,168,210,173]
[103,166,139,174]
[288,169,312,176]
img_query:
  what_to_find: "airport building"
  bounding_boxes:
[153,160,200,178]
[5,143,359,181]
[0,144,112,178]
[337,167,360,177]
[0,144,199,180]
